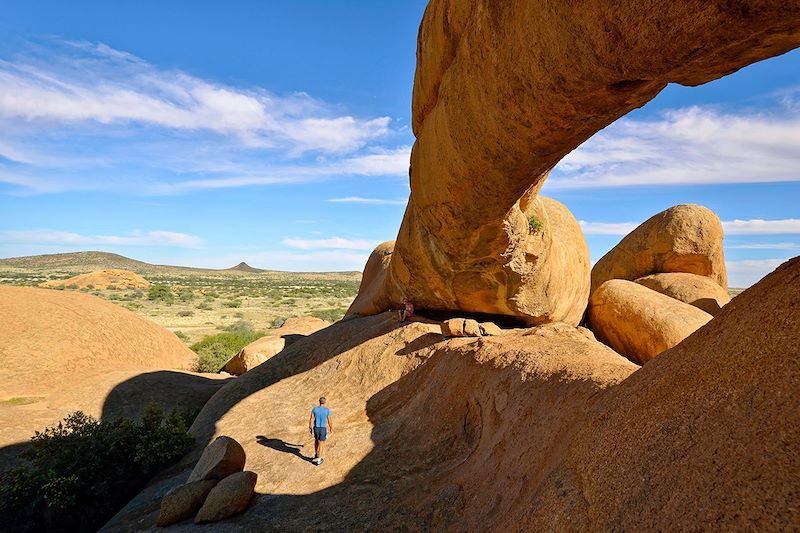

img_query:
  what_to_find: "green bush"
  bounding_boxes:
[0,404,193,533]
[148,284,173,302]
[223,320,254,335]
[174,331,190,342]
[178,287,194,302]
[310,308,347,323]
[527,215,543,233]
[192,330,263,373]
[222,299,242,308]
[196,302,212,310]
[177,310,194,317]
[65,284,79,290]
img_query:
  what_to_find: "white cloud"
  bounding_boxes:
[548,106,800,189]
[281,237,379,251]
[0,41,390,155]
[578,218,800,235]
[328,196,408,206]
[721,219,800,235]
[578,221,638,235]
[726,258,789,287]
[0,229,202,248]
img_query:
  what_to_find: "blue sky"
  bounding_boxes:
[0,1,798,286]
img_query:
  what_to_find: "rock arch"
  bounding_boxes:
[348,0,800,325]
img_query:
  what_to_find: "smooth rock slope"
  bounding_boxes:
[0,286,227,469]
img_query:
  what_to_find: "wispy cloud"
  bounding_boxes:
[327,196,407,206]
[579,218,800,235]
[0,229,202,247]
[281,237,379,251]
[0,39,409,195]
[548,105,800,189]
[0,40,389,154]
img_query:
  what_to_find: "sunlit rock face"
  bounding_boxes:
[349,0,800,325]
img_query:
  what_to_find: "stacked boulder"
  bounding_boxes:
[588,205,729,364]
[157,436,256,526]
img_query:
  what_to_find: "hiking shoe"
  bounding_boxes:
[312,457,320,465]
[317,458,324,466]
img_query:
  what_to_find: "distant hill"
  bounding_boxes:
[0,251,361,279]
[226,261,265,273]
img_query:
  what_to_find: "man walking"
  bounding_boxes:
[309,397,333,465]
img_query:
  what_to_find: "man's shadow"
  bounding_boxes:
[256,435,314,463]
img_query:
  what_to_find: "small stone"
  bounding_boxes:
[479,322,503,336]
[463,319,482,337]
[441,318,465,337]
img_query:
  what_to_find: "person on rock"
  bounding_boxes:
[309,396,333,466]
[399,297,415,322]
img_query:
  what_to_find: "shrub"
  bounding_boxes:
[148,284,173,302]
[177,310,194,317]
[527,215,543,233]
[271,317,286,328]
[178,288,194,302]
[174,331,189,342]
[222,299,242,308]
[106,285,118,291]
[196,302,212,310]
[310,308,347,323]
[192,330,263,373]
[0,404,193,533]
[223,320,254,335]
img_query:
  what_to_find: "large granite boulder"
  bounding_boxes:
[187,436,246,483]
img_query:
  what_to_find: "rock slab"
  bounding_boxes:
[156,479,218,526]
[635,272,731,315]
[588,279,712,364]
[187,435,246,483]
[195,471,258,524]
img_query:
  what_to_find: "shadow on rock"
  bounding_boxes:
[256,436,313,463]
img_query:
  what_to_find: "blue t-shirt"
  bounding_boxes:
[312,406,331,428]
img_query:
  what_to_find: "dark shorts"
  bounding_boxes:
[314,427,327,441]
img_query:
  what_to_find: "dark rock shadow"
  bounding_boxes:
[101,371,231,422]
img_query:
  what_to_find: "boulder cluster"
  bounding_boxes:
[587,204,730,364]
[157,436,256,526]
